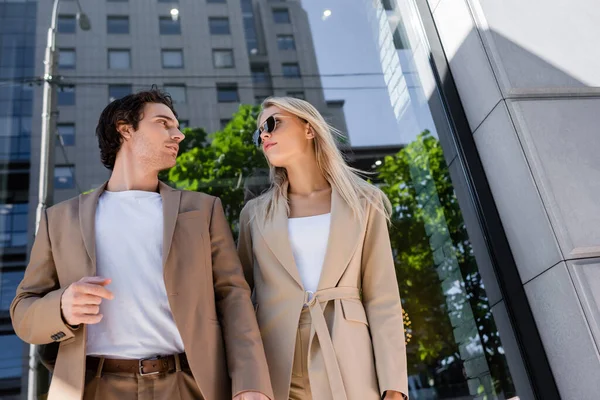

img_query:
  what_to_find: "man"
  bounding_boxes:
[11,89,273,400]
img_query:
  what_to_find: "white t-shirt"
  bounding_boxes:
[288,213,331,293]
[86,190,185,359]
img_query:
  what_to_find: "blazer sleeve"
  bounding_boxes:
[361,201,409,399]
[10,209,79,345]
[210,197,273,399]
[237,202,254,292]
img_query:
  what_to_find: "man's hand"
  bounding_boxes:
[233,391,270,400]
[60,276,114,326]
[384,390,407,400]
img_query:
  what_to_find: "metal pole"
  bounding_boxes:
[28,0,60,398]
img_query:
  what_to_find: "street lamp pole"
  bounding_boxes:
[28,1,90,398]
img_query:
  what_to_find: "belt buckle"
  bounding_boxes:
[304,290,315,306]
[139,356,162,376]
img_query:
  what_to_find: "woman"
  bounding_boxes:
[238,97,408,400]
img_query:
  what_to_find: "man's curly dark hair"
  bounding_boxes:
[95,87,178,170]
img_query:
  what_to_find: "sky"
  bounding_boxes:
[300,0,405,147]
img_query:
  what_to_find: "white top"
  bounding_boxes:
[86,190,185,359]
[288,213,331,293]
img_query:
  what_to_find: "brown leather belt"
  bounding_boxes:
[86,353,189,376]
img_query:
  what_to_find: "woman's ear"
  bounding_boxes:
[306,124,315,139]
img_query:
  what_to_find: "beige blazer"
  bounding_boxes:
[238,187,409,400]
[11,182,273,400]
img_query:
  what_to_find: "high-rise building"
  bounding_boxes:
[30,0,347,207]
[0,1,37,398]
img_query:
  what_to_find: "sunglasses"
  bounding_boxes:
[253,115,278,147]
[253,115,308,147]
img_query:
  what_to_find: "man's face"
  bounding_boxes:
[120,102,184,172]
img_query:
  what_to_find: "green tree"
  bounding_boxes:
[163,105,269,235]
[377,130,514,397]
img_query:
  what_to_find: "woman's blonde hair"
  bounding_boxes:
[254,96,391,222]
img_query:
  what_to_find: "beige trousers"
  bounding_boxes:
[83,356,203,400]
[289,308,314,400]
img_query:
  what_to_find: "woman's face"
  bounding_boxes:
[258,106,314,168]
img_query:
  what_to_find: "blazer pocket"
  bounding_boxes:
[177,210,204,220]
[341,299,369,326]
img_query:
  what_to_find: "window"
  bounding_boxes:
[213,49,234,68]
[252,66,269,83]
[217,85,239,103]
[160,16,181,35]
[57,85,75,106]
[164,85,186,103]
[1,270,25,311]
[57,15,76,33]
[220,119,230,129]
[254,95,265,105]
[208,0,226,3]
[57,123,75,146]
[381,0,394,10]
[108,49,131,69]
[158,0,178,2]
[108,85,132,102]
[179,120,189,129]
[58,48,75,69]
[162,49,184,68]
[209,17,230,35]
[0,334,24,379]
[242,0,258,54]
[282,63,300,78]
[107,16,129,34]
[392,23,409,50]
[54,165,75,189]
[277,35,295,50]
[107,0,128,2]
[0,204,28,248]
[273,9,290,24]
[287,91,305,100]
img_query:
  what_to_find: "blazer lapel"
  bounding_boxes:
[256,188,303,289]
[159,181,181,267]
[317,188,365,290]
[79,182,108,273]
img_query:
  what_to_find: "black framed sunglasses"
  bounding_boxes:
[253,115,308,147]
[253,115,277,147]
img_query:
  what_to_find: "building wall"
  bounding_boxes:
[29,0,347,210]
[431,0,600,398]
[0,0,38,398]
